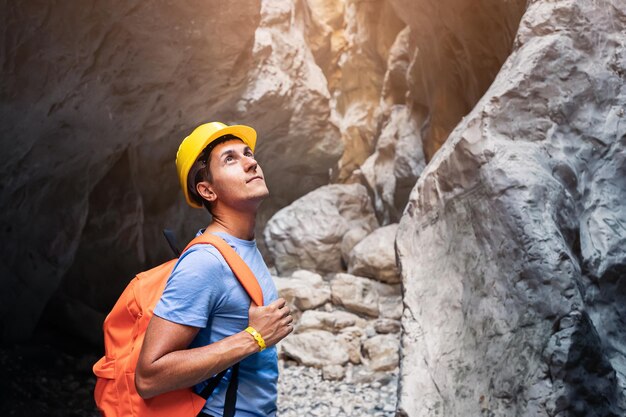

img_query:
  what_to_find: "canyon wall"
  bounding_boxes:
[396,0,626,415]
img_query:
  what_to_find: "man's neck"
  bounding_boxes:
[204,207,257,241]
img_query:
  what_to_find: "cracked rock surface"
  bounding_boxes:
[396,0,626,416]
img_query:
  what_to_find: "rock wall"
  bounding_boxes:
[396,0,626,415]
[0,0,343,341]
[388,0,527,161]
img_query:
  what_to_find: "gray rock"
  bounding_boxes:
[360,106,425,224]
[348,224,400,284]
[330,273,380,317]
[264,184,379,274]
[277,362,398,417]
[348,364,398,385]
[322,364,346,381]
[296,310,366,333]
[362,335,400,372]
[376,282,403,320]
[338,326,366,365]
[374,318,401,334]
[274,271,330,311]
[281,330,350,368]
[396,1,626,416]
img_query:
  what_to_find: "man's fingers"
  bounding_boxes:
[269,298,286,309]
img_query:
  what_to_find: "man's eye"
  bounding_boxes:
[225,156,234,162]
[246,152,255,159]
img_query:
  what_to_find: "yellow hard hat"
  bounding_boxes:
[176,121,257,208]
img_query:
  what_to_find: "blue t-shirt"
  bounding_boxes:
[153,231,279,417]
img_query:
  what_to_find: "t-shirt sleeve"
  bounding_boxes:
[153,247,225,328]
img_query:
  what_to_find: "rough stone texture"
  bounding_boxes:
[331,0,406,183]
[348,224,400,283]
[338,326,366,365]
[377,282,403,320]
[280,330,350,368]
[330,273,380,318]
[274,270,331,312]
[296,310,365,333]
[362,334,400,372]
[396,1,626,416]
[387,0,527,161]
[264,184,378,274]
[321,364,346,381]
[359,105,425,224]
[238,0,343,210]
[374,318,401,334]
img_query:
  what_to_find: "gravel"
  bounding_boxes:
[277,361,398,417]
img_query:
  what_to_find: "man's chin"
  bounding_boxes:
[249,188,270,204]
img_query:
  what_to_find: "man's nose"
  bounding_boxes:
[243,155,258,171]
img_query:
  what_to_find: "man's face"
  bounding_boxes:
[203,139,269,209]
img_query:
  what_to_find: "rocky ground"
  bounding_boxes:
[277,361,398,417]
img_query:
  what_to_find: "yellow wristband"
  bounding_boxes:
[244,326,266,351]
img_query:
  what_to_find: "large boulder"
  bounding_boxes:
[330,273,380,318]
[396,1,626,416]
[274,270,331,312]
[280,330,351,368]
[348,224,400,284]
[362,334,400,372]
[296,310,366,333]
[264,184,378,274]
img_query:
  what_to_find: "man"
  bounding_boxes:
[135,122,293,417]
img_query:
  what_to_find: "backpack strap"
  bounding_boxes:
[182,234,265,307]
[196,364,240,417]
[223,363,239,417]
[162,229,181,257]
[183,235,260,416]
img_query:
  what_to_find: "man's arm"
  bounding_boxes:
[135,298,293,399]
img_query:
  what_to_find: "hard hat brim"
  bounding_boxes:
[178,124,257,208]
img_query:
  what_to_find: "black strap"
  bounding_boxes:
[162,229,181,257]
[224,363,239,417]
[198,368,229,399]
[197,364,239,417]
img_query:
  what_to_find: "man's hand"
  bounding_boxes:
[248,298,293,347]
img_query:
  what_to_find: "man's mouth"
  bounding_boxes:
[246,176,263,183]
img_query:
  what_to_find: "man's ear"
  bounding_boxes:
[196,181,217,203]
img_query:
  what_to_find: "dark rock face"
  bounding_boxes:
[0,0,262,341]
[388,0,527,161]
[0,0,345,342]
[396,0,626,415]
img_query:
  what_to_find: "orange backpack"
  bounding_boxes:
[92,233,264,417]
